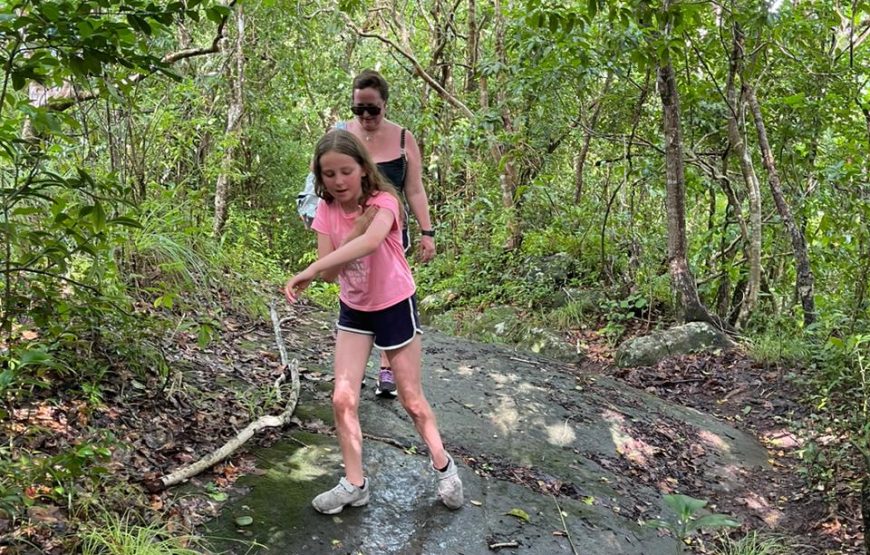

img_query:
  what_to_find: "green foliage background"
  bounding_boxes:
[1,0,868,549]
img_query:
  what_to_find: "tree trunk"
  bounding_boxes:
[213,7,245,238]
[725,25,761,327]
[428,0,454,196]
[493,0,521,250]
[657,60,718,325]
[465,0,478,93]
[574,73,613,204]
[746,85,817,326]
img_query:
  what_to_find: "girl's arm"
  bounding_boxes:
[284,208,393,302]
[316,232,340,282]
[311,207,377,283]
[402,131,436,262]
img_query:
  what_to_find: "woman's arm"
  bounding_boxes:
[402,131,436,262]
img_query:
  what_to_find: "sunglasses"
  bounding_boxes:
[350,105,382,116]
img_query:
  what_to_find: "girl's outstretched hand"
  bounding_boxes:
[284,267,316,304]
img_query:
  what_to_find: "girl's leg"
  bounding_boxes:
[333,330,373,486]
[386,335,448,469]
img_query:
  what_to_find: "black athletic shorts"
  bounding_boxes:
[337,295,422,350]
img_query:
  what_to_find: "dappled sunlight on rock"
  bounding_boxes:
[736,491,784,527]
[697,429,731,454]
[545,419,577,447]
[268,445,340,482]
[601,408,626,425]
[602,408,658,466]
[456,364,477,377]
[761,428,801,449]
[517,381,546,394]
[611,427,658,466]
[490,397,520,435]
[716,463,747,487]
[489,372,521,387]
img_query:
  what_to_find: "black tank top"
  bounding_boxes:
[376,129,406,191]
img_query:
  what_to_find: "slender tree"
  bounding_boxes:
[745,85,817,326]
[724,24,762,327]
[213,6,245,237]
[656,0,718,325]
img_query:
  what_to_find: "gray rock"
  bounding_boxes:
[418,289,459,320]
[204,328,765,555]
[615,321,735,367]
[524,253,579,287]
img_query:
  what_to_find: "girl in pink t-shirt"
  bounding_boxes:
[284,130,463,515]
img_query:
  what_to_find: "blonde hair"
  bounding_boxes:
[312,130,402,223]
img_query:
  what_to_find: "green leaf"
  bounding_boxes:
[782,93,806,107]
[40,3,61,21]
[642,518,673,531]
[209,491,228,501]
[664,494,707,515]
[18,350,52,368]
[92,201,106,230]
[504,508,530,522]
[126,14,152,35]
[235,515,253,526]
[107,216,143,228]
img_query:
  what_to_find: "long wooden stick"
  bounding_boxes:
[552,494,579,555]
[156,302,300,489]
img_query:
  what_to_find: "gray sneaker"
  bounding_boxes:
[434,454,463,509]
[312,477,370,514]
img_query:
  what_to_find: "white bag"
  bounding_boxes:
[296,121,347,228]
[296,172,319,228]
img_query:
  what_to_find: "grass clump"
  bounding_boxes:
[713,531,790,555]
[79,513,201,555]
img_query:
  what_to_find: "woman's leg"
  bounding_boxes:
[333,330,373,486]
[386,335,448,469]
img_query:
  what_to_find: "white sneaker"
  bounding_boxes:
[433,454,463,509]
[312,477,370,514]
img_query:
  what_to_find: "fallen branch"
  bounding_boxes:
[153,301,300,490]
[552,494,579,555]
[488,541,519,550]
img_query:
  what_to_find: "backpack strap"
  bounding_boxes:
[400,128,407,184]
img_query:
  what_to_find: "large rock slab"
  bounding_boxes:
[615,321,735,367]
[428,305,583,363]
[204,327,766,554]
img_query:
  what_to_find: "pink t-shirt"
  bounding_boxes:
[311,192,415,311]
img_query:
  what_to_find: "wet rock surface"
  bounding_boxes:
[204,327,769,554]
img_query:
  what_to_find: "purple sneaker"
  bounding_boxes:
[376,367,397,398]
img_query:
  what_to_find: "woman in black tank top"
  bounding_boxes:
[348,69,436,398]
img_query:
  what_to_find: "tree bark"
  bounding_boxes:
[657,60,718,325]
[745,85,817,326]
[465,0,478,93]
[212,7,245,238]
[725,25,761,327]
[574,73,612,204]
[493,0,521,250]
